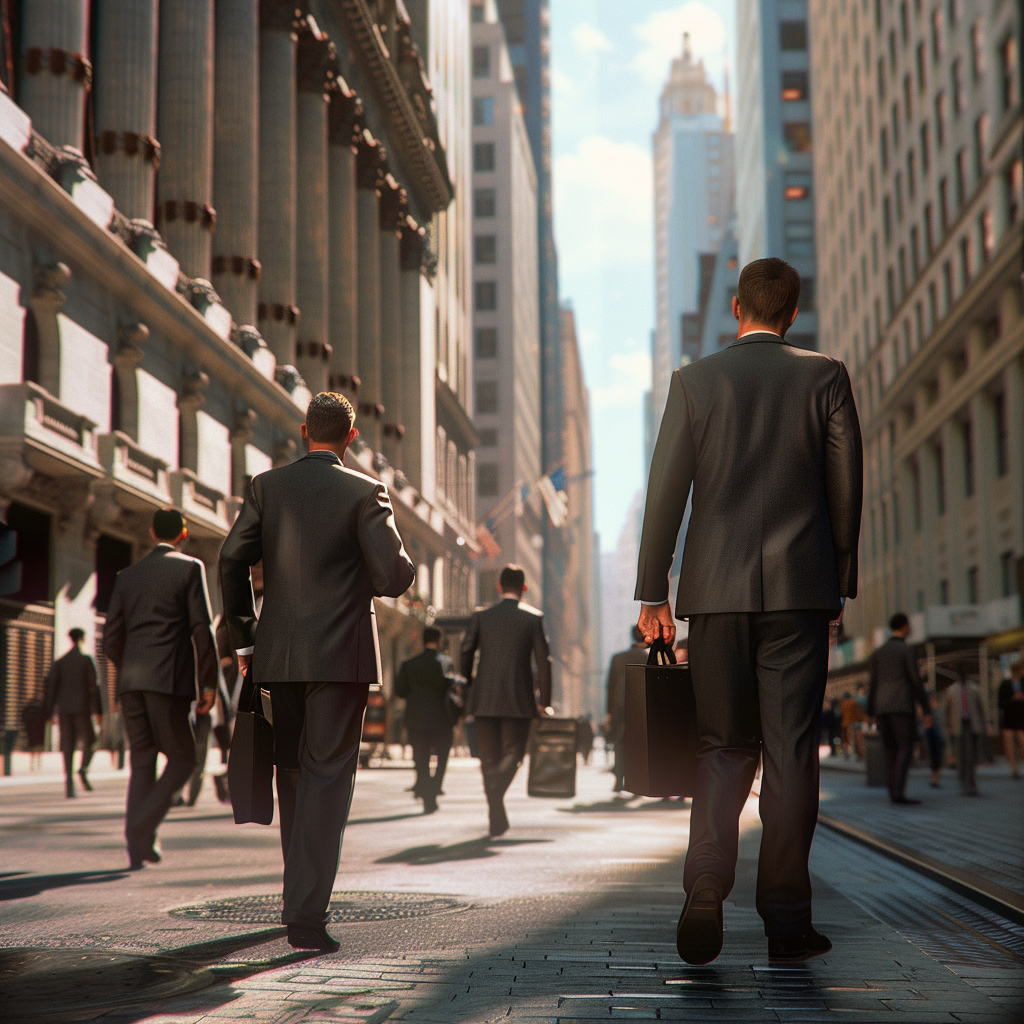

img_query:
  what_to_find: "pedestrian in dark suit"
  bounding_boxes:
[635,258,863,965]
[395,626,454,814]
[997,659,1024,779]
[460,564,552,838]
[867,613,932,804]
[43,628,102,797]
[603,626,649,795]
[104,508,218,869]
[220,392,415,952]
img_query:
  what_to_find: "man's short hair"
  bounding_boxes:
[737,258,801,330]
[499,564,526,594]
[423,626,441,646]
[305,392,355,443]
[152,507,186,541]
[889,612,909,632]
[68,627,85,643]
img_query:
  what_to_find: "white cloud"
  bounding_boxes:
[553,135,652,278]
[631,2,727,86]
[550,65,580,99]
[571,21,614,55]
[591,349,652,412]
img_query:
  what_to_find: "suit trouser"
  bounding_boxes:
[611,727,626,790]
[120,691,196,859]
[269,682,369,926]
[475,717,532,823]
[181,713,213,804]
[686,611,831,939]
[408,726,453,799]
[59,713,95,779]
[877,713,916,800]
[957,729,979,793]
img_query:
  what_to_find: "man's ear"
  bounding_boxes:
[347,426,358,445]
[732,295,740,321]
[300,423,309,441]
[790,305,799,326]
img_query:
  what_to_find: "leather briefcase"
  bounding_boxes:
[227,679,275,825]
[624,637,699,797]
[527,716,577,798]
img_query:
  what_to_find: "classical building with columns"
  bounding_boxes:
[0,0,477,747]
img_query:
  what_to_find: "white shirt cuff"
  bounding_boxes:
[236,646,254,656]
[640,599,668,606]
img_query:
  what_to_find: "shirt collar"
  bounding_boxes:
[305,450,343,466]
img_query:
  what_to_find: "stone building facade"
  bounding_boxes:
[0,0,477,742]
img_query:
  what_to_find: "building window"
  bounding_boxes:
[959,235,972,286]
[924,202,935,255]
[942,260,953,311]
[931,8,944,62]
[1001,36,1020,111]
[22,308,40,383]
[910,225,920,278]
[967,566,979,604]
[880,127,889,171]
[934,91,946,147]
[971,20,985,79]
[974,114,988,178]
[1008,159,1024,226]
[473,143,495,172]
[799,277,815,311]
[474,280,497,310]
[478,428,498,447]
[1000,551,1017,597]
[476,380,498,415]
[951,57,964,113]
[472,96,494,126]
[470,2,484,23]
[785,221,814,258]
[474,234,497,264]
[780,21,807,50]
[927,281,937,330]
[783,122,812,153]
[962,419,974,497]
[883,195,892,243]
[477,463,498,496]
[955,148,969,208]
[474,188,496,217]
[907,150,916,198]
[5,503,51,603]
[938,176,950,231]
[911,460,922,531]
[939,578,950,604]
[781,70,808,101]
[472,44,491,78]
[936,443,946,515]
[980,209,995,262]
[903,74,913,122]
[915,41,926,93]
[474,326,497,359]
[994,392,1008,477]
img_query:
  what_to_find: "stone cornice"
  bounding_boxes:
[328,78,364,148]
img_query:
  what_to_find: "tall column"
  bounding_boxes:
[379,176,406,468]
[212,0,260,328]
[19,0,90,150]
[356,134,385,453]
[400,219,426,491]
[327,86,362,401]
[94,0,160,220]
[293,25,335,396]
[256,1,299,367]
[156,0,215,279]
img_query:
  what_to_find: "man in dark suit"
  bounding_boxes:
[104,508,218,869]
[603,626,648,794]
[395,626,454,814]
[460,565,552,837]
[44,628,102,797]
[867,612,932,804]
[220,392,415,952]
[635,258,863,965]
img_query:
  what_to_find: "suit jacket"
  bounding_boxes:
[104,545,218,698]
[635,334,863,616]
[219,451,415,684]
[395,649,453,733]
[44,646,102,717]
[460,598,552,718]
[942,681,989,737]
[605,643,649,737]
[867,637,930,717]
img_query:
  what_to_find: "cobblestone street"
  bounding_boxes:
[1,754,1021,1022]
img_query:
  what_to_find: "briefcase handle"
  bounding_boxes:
[647,636,677,667]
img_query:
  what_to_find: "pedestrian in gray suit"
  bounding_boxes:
[460,565,552,837]
[220,392,415,952]
[104,508,218,869]
[43,628,102,797]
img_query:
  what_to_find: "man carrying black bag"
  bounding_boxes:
[220,392,415,951]
[635,259,863,965]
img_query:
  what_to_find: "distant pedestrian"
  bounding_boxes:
[20,701,46,770]
[603,626,648,794]
[43,628,103,797]
[942,675,990,796]
[867,613,931,804]
[396,627,455,814]
[460,564,552,837]
[104,508,218,869]
[997,659,1024,780]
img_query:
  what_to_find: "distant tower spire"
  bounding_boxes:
[682,31,691,63]
[723,60,732,132]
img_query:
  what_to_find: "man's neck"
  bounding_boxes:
[738,325,783,339]
[501,592,522,601]
[307,442,347,461]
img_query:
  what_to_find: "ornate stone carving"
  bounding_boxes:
[359,400,385,419]
[212,255,261,280]
[98,131,161,168]
[260,0,304,33]
[0,454,34,493]
[127,219,170,259]
[24,47,93,87]
[355,130,387,191]
[33,261,71,309]
[400,215,426,272]
[257,302,301,325]
[156,200,216,230]
[328,81,364,149]
[233,324,268,358]
[378,174,407,232]
[184,278,223,312]
[230,406,258,443]
[296,340,332,360]
[296,25,338,95]
[180,369,210,412]
[328,372,360,392]
[274,364,307,394]
[116,322,149,365]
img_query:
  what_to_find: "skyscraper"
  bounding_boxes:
[651,35,734,423]
[735,0,819,349]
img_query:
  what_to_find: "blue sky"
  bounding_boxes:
[550,1,735,550]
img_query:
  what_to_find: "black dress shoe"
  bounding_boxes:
[423,795,438,814]
[287,923,340,952]
[78,770,93,792]
[676,873,724,965]
[142,841,162,864]
[768,927,832,963]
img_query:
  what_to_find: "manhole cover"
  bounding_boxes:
[0,948,213,1020]
[170,890,467,924]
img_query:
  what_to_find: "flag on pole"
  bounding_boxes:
[475,522,501,560]
[537,469,568,528]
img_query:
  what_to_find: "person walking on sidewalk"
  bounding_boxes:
[997,659,1024,780]
[460,565,552,838]
[43,628,102,797]
[942,675,990,796]
[634,258,863,966]
[104,508,218,869]
[603,626,649,795]
[396,627,455,814]
[220,392,414,952]
[867,613,932,805]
